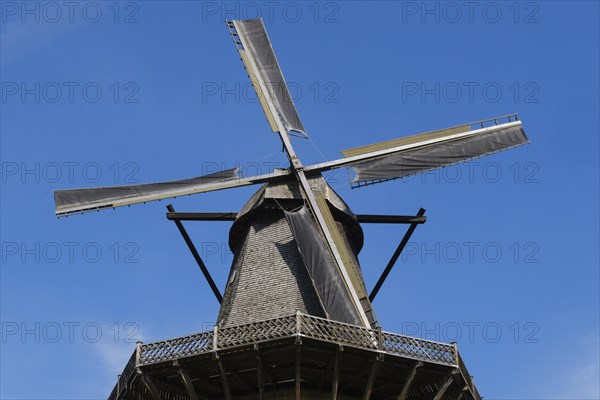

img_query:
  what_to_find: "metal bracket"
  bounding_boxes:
[369,208,426,302]
[166,212,425,224]
[167,212,238,221]
[166,205,223,303]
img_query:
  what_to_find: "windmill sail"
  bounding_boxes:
[54,168,289,216]
[304,115,530,186]
[312,192,377,325]
[347,123,528,185]
[284,206,362,325]
[229,19,372,328]
[228,19,306,136]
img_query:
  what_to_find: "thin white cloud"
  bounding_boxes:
[562,330,600,399]
[92,340,137,376]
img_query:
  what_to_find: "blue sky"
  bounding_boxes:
[1,1,598,398]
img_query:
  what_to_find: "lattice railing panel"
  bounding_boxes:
[121,349,137,384]
[135,313,457,367]
[108,383,118,400]
[382,332,456,365]
[140,330,213,365]
[218,314,296,348]
[108,348,137,400]
[299,314,379,350]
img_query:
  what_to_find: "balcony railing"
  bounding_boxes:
[109,312,477,399]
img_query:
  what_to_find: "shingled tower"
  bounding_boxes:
[218,176,376,329]
[53,18,530,400]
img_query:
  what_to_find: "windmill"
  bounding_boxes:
[56,19,529,400]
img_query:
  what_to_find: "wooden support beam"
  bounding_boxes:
[192,372,222,391]
[295,342,302,400]
[176,365,199,400]
[451,387,469,400]
[317,357,332,392]
[255,345,278,391]
[340,360,371,393]
[139,372,163,400]
[331,345,343,400]
[316,344,342,393]
[433,374,456,400]
[362,354,384,400]
[215,352,232,400]
[227,362,256,394]
[398,361,422,400]
[254,344,265,400]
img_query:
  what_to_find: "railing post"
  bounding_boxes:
[377,326,383,351]
[451,342,459,366]
[116,374,121,395]
[135,341,142,366]
[295,310,301,337]
[213,325,219,351]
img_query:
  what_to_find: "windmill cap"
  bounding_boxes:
[228,174,364,253]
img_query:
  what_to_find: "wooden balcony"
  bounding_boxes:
[108,312,480,400]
